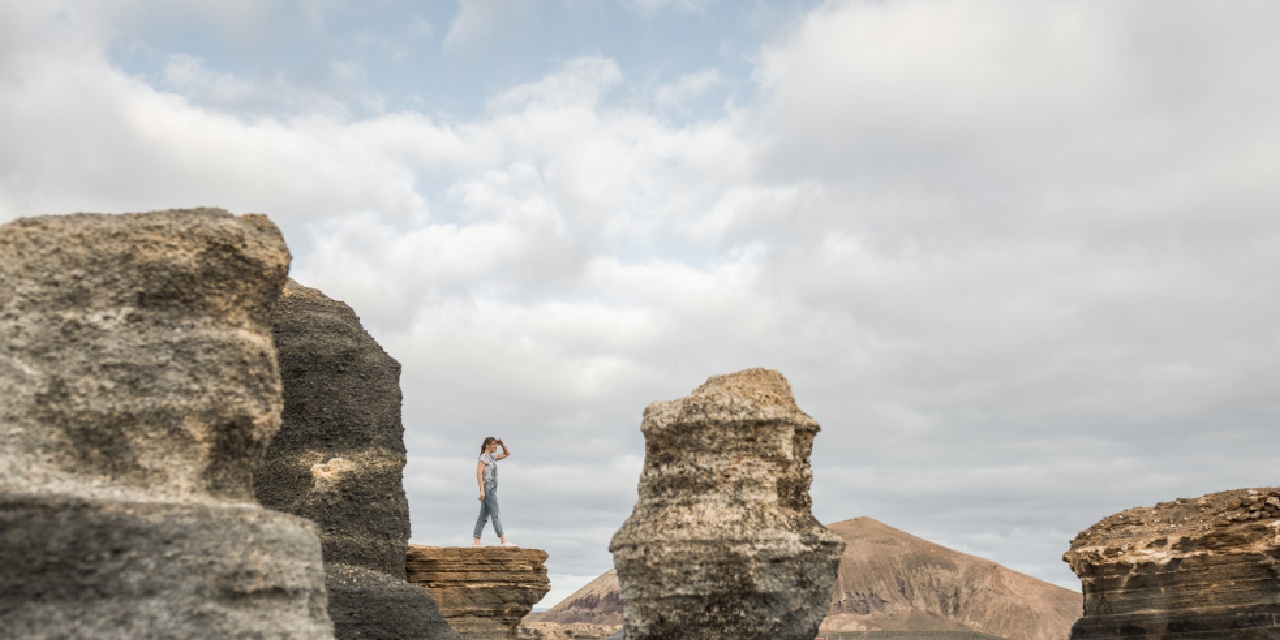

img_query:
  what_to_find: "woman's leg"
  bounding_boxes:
[473,494,490,540]
[484,483,503,538]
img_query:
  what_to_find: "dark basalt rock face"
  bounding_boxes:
[0,209,333,639]
[255,279,460,640]
[609,368,846,640]
[1063,487,1280,639]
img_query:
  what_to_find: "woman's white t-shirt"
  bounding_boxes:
[479,453,498,484]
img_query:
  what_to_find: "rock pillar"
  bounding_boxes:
[0,209,333,639]
[406,546,552,640]
[255,280,460,640]
[608,368,846,640]
[1063,487,1280,639]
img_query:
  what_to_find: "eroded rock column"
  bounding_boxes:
[608,368,846,640]
[1063,487,1280,639]
[406,546,552,640]
[255,280,460,640]
[0,209,333,639]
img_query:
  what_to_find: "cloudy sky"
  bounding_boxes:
[4,0,1279,608]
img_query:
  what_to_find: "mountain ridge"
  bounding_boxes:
[822,517,1079,640]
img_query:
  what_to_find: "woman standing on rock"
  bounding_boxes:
[473,437,513,546]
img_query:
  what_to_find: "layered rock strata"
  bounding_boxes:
[406,546,551,640]
[1063,487,1280,639]
[255,280,459,640]
[608,368,846,640]
[0,209,333,639]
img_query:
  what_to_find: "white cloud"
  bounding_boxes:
[655,68,722,113]
[628,0,714,16]
[487,56,623,113]
[443,0,533,50]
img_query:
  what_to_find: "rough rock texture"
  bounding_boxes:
[1063,487,1280,639]
[255,279,459,640]
[0,209,333,639]
[608,368,846,640]
[532,518,1079,640]
[822,517,1079,639]
[406,546,552,640]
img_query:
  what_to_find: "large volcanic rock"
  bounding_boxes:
[608,368,845,640]
[0,209,333,639]
[1063,487,1280,639]
[531,518,1080,640]
[255,280,459,640]
[406,546,551,640]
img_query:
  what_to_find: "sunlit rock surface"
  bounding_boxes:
[1064,487,1280,639]
[407,546,551,640]
[256,280,459,640]
[608,368,845,640]
[0,209,333,639]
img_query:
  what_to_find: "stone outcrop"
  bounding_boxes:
[406,546,551,640]
[608,368,846,640]
[255,280,459,640]
[1063,487,1280,639]
[0,209,333,639]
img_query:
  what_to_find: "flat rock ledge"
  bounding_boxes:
[609,368,846,640]
[407,546,551,640]
[1063,487,1280,639]
[0,209,332,639]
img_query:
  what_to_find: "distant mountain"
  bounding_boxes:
[529,569,622,626]
[822,517,1079,640]
[529,517,1080,640]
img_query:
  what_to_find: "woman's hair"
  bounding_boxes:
[480,437,497,454]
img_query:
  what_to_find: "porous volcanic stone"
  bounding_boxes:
[255,280,459,640]
[406,546,552,640]
[0,209,333,639]
[257,280,411,576]
[1063,487,1280,639]
[608,368,846,640]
